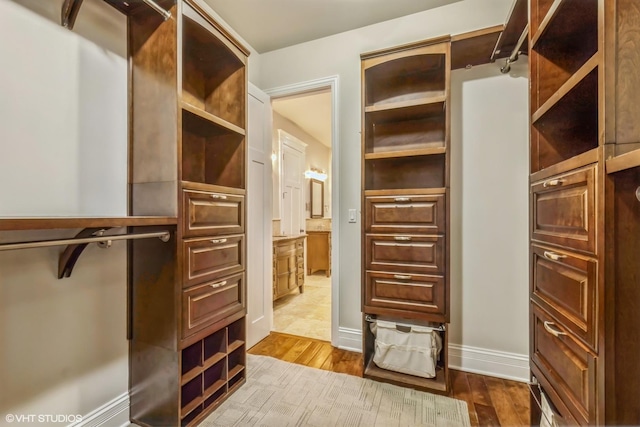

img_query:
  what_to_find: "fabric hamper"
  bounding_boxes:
[371,319,443,378]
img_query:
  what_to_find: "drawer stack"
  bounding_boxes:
[272,236,305,301]
[360,36,451,393]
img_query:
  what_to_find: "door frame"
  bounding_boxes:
[265,75,340,347]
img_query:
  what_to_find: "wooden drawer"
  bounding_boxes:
[183,235,244,288]
[365,271,445,315]
[366,234,444,274]
[531,244,597,350]
[365,193,445,234]
[182,272,245,339]
[531,165,596,254]
[531,304,595,425]
[182,189,244,237]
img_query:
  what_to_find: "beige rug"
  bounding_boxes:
[202,354,471,427]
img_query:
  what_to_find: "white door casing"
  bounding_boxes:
[246,83,272,348]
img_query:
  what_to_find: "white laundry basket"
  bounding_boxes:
[371,319,443,378]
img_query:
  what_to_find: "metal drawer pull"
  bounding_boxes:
[394,197,412,203]
[543,251,567,261]
[543,321,567,338]
[210,238,228,244]
[209,280,227,289]
[394,274,412,280]
[210,194,228,200]
[394,236,412,241]
[543,179,563,188]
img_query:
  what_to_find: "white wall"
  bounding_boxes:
[258,0,530,376]
[0,1,129,425]
[272,113,331,220]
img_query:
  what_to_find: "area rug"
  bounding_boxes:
[201,354,471,427]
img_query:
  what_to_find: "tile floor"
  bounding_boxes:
[273,273,331,341]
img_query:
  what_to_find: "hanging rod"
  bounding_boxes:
[141,0,172,21]
[0,230,170,252]
[501,23,529,74]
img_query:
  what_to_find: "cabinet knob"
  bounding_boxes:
[209,280,227,289]
[210,238,228,244]
[210,194,227,200]
[543,321,566,338]
[543,179,563,188]
[394,236,412,241]
[543,250,567,261]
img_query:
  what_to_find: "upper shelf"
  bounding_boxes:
[491,0,528,61]
[531,0,598,52]
[0,216,177,231]
[451,25,504,70]
[62,0,172,30]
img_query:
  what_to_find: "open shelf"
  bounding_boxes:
[451,25,504,69]
[364,101,446,154]
[530,0,598,109]
[181,108,245,189]
[365,155,445,190]
[531,67,598,172]
[364,54,445,108]
[0,216,177,231]
[364,359,448,393]
[181,2,245,129]
[364,147,446,160]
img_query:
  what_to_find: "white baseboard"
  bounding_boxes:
[333,328,529,382]
[69,392,129,427]
[336,327,363,352]
[448,343,529,383]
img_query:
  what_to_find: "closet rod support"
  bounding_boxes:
[61,0,84,30]
[500,23,529,74]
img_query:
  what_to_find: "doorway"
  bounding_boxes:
[266,77,339,345]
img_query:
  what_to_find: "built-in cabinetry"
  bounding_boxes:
[306,231,331,277]
[273,235,305,301]
[528,0,640,424]
[360,36,450,394]
[127,1,249,426]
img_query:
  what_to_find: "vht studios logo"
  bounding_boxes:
[5,414,83,423]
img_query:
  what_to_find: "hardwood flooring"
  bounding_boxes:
[249,332,530,426]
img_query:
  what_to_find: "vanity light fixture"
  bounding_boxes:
[304,168,327,181]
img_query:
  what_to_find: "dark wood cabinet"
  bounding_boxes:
[127,1,250,425]
[528,0,640,425]
[273,236,305,300]
[306,231,331,276]
[361,36,450,394]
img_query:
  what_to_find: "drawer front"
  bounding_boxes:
[183,189,244,237]
[366,234,444,274]
[531,165,596,254]
[365,193,445,234]
[531,304,595,425]
[182,272,245,338]
[531,244,597,349]
[365,271,445,315]
[183,235,244,288]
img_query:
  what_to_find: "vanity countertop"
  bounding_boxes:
[273,234,307,242]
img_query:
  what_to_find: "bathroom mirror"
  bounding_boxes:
[310,179,324,218]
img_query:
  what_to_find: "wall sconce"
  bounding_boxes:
[304,167,327,182]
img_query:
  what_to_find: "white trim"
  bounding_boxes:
[337,327,363,352]
[448,344,529,383]
[264,76,341,349]
[69,392,129,427]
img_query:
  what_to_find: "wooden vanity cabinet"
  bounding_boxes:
[306,231,331,276]
[273,236,305,300]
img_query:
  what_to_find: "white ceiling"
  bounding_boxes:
[272,90,332,148]
[202,0,458,53]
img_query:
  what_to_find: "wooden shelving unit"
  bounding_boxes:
[528,0,640,425]
[361,35,451,394]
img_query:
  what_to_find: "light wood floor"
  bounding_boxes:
[249,332,530,426]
